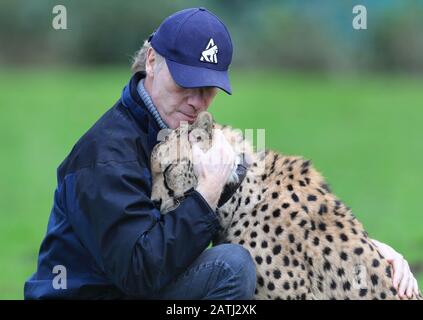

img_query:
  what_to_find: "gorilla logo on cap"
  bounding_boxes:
[200,38,218,64]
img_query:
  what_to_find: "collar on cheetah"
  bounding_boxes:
[216,153,249,208]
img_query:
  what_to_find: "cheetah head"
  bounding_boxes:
[150,111,247,213]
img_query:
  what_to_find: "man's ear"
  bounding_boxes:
[193,111,214,135]
[145,47,156,78]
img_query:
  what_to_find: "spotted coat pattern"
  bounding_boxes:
[150,112,421,300]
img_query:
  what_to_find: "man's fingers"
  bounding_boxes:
[213,128,225,146]
[223,145,235,166]
[399,276,409,298]
[408,279,415,298]
[371,239,418,298]
[392,257,404,288]
[192,144,206,170]
[214,130,235,167]
[406,276,414,298]
[192,143,203,159]
[398,261,410,297]
[414,278,419,296]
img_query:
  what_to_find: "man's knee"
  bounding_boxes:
[213,243,255,272]
[209,243,257,299]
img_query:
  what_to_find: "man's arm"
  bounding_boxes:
[371,239,420,298]
[72,160,220,297]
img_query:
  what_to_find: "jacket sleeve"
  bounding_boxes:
[73,159,220,297]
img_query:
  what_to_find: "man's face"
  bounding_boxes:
[145,50,218,129]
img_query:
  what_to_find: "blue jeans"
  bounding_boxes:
[151,244,257,300]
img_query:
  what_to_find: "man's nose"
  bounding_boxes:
[187,89,207,110]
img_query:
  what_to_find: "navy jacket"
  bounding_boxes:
[24,72,220,299]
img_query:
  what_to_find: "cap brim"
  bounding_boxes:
[166,58,232,95]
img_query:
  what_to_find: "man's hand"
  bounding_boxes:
[371,239,420,299]
[193,129,236,210]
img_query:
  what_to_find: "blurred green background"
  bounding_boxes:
[0,0,422,299]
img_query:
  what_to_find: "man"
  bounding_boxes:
[24,7,255,300]
[25,7,418,299]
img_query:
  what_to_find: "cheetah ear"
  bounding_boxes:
[193,111,214,134]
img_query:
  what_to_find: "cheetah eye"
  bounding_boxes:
[163,163,176,193]
[188,132,200,143]
[163,163,172,175]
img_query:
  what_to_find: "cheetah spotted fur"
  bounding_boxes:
[150,111,422,300]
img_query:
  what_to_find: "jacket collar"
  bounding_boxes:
[121,71,162,152]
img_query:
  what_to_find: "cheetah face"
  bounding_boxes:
[151,111,241,213]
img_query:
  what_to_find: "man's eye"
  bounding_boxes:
[202,87,216,97]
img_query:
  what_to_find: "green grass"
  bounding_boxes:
[0,67,422,299]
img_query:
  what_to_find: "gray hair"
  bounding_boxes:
[131,40,165,74]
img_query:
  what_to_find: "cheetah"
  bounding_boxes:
[150,111,422,300]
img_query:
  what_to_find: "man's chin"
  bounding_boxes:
[174,113,196,127]
[163,112,197,129]
[167,119,186,129]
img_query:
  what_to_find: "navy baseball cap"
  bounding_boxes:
[150,7,233,95]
